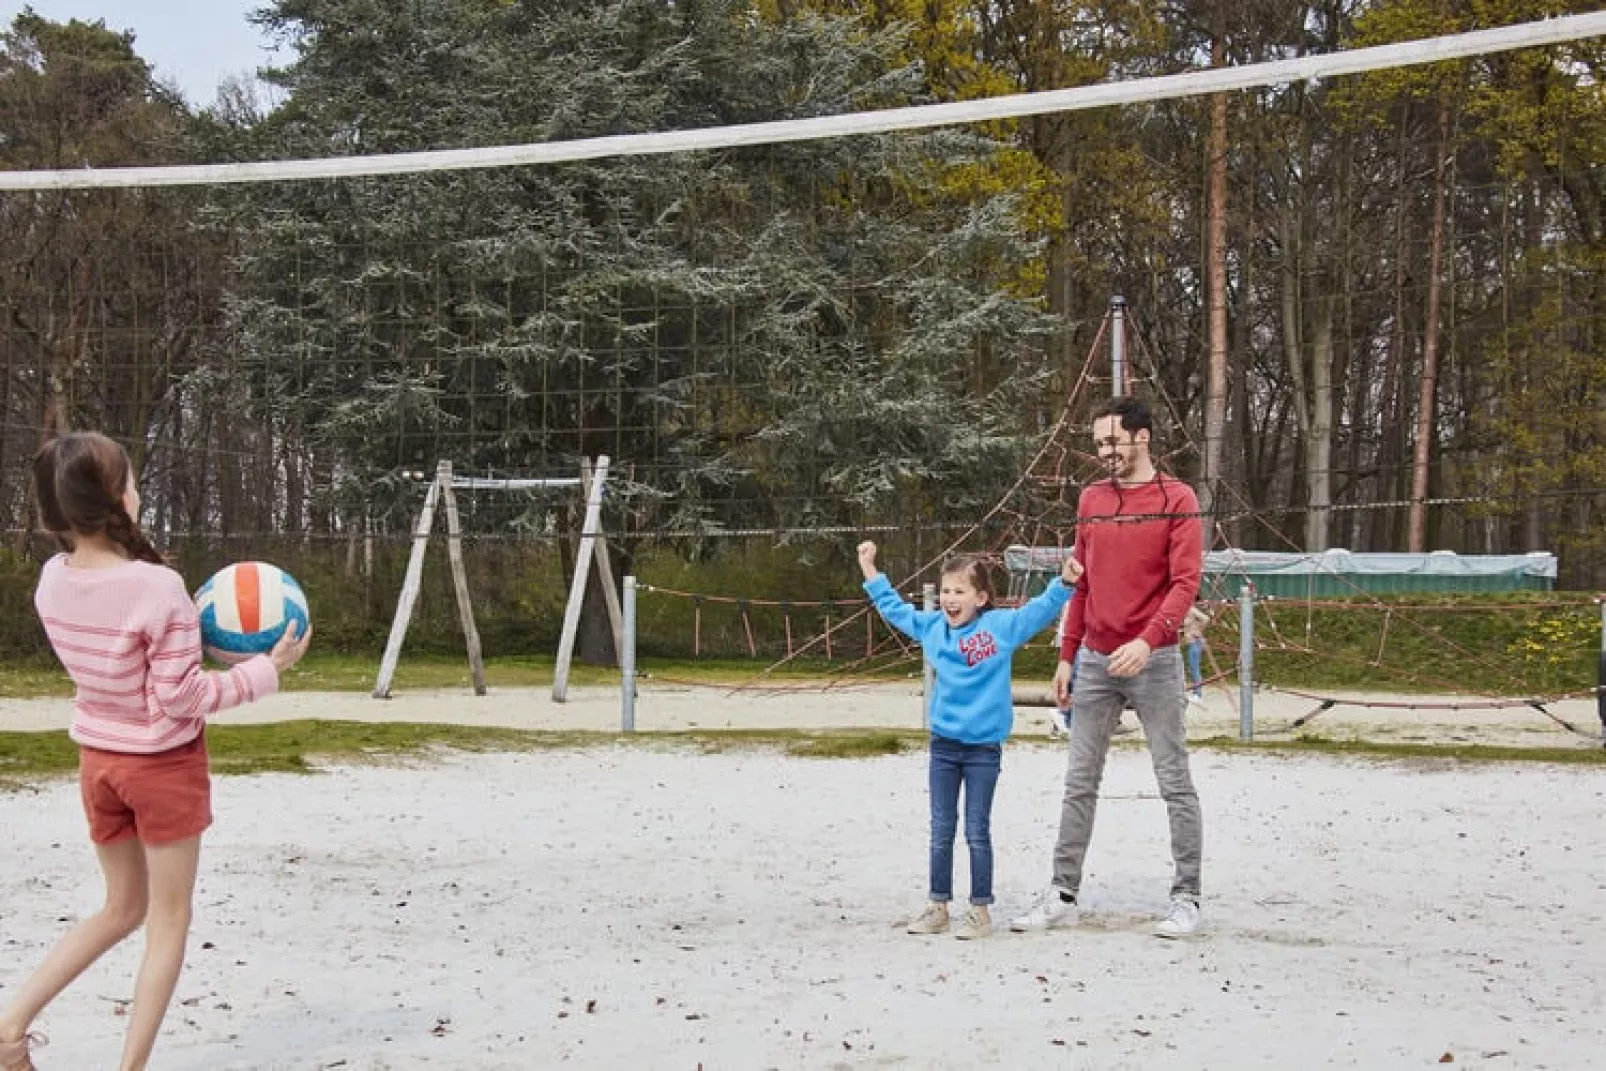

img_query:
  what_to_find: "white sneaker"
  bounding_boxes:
[906,901,949,935]
[1008,890,1078,932]
[1154,898,1201,938]
[1187,692,1205,705]
[1050,708,1071,736]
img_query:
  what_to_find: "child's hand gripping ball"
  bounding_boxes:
[195,562,311,665]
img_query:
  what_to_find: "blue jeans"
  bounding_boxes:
[928,735,1003,905]
[1186,638,1204,695]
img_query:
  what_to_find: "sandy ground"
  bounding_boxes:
[2,685,1604,1068]
[2,744,1605,1069]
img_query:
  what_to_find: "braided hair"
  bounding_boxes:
[32,432,164,565]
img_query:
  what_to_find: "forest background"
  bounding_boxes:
[0,0,1600,689]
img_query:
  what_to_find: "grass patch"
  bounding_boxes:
[5,722,1601,794]
[0,729,77,779]
[0,723,925,788]
[783,731,910,758]
[627,728,923,757]
[0,721,615,787]
[203,720,604,775]
[0,653,903,699]
[1189,734,1606,766]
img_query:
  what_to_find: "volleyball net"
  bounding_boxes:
[0,8,1602,689]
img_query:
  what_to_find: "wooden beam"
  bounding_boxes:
[552,455,610,702]
[439,460,487,696]
[372,472,442,699]
[580,457,624,659]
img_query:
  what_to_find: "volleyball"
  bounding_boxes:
[195,562,310,664]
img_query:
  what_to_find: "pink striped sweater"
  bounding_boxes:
[34,554,279,754]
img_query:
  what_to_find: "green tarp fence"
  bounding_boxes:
[1003,546,1557,600]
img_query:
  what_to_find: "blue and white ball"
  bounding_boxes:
[195,562,310,665]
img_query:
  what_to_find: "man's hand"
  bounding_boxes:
[1060,555,1083,586]
[857,540,878,581]
[1106,637,1151,677]
[1051,659,1075,707]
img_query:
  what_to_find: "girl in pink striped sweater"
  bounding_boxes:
[0,432,309,1071]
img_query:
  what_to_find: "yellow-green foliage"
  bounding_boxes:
[756,0,1062,290]
[1506,607,1600,690]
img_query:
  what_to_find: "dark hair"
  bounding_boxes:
[939,554,996,607]
[33,432,164,565]
[1090,394,1182,513]
[1091,395,1153,437]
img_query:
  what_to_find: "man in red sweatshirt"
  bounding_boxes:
[1010,395,1205,938]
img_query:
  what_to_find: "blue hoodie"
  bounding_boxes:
[863,574,1072,744]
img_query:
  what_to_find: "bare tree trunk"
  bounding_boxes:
[1229,221,1252,549]
[1306,300,1334,552]
[14,260,92,555]
[1408,102,1452,552]
[1375,122,1411,552]
[1278,211,1323,550]
[283,436,304,536]
[1335,129,1366,552]
[1201,18,1230,551]
[1227,106,1259,550]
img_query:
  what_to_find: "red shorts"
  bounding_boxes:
[78,732,213,846]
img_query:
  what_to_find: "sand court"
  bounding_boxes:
[3,732,1603,1069]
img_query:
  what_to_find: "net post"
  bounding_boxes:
[1110,295,1127,396]
[1596,595,1604,746]
[1238,581,1256,740]
[921,582,936,731]
[622,575,637,733]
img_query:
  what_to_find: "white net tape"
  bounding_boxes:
[0,14,1600,190]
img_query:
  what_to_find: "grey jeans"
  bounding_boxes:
[1051,644,1202,901]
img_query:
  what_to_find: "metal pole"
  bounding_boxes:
[1597,596,1604,745]
[622,575,637,732]
[921,582,936,731]
[1110,295,1127,397]
[1238,581,1255,741]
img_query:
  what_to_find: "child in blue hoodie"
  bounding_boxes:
[858,541,1081,940]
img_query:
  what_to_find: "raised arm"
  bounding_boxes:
[998,554,1081,650]
[858,542,935,642]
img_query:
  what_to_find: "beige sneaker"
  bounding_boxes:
[906,901,950,934]
[953,905,992,940]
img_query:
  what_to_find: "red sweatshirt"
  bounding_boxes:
[1059,474,1203,659]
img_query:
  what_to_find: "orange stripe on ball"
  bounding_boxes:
[237,563,261,634]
